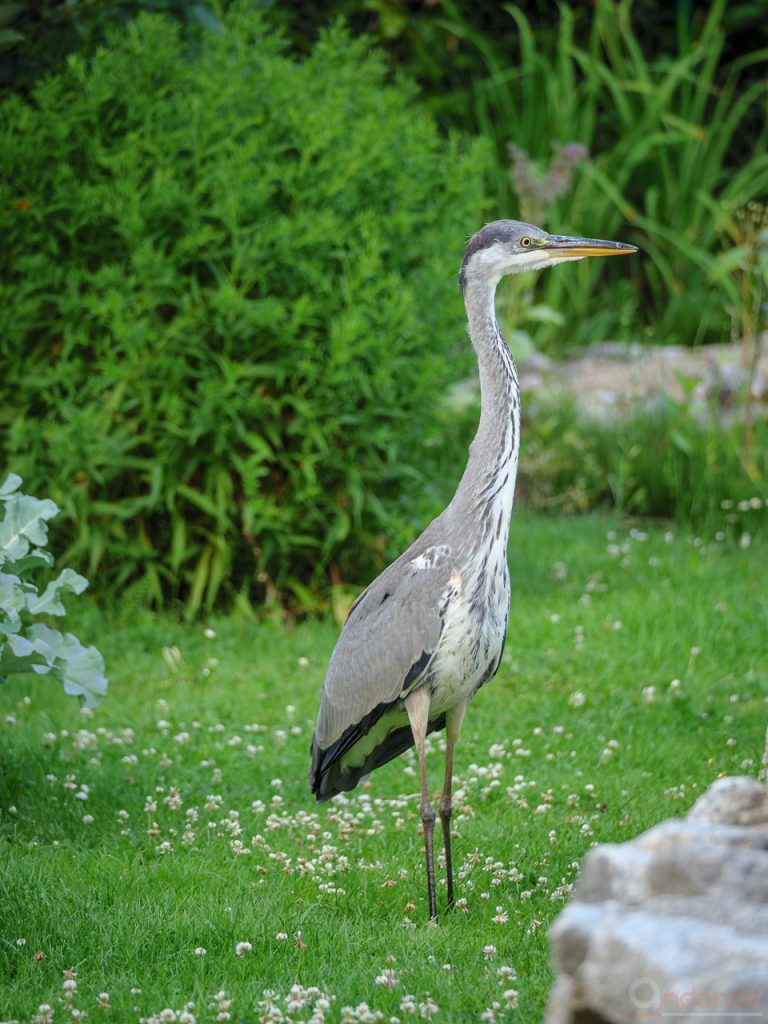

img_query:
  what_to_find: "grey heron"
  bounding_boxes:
[309,220,637,920]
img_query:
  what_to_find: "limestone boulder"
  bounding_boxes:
[545,776,768,1024]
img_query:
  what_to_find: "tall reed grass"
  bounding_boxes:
[436,0,768,350]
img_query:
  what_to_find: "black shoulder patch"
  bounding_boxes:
[403,648,432,689]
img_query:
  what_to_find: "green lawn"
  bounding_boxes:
[1,514,766,1024]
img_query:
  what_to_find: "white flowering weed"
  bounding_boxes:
[0,518,763,1022]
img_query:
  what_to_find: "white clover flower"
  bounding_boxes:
[194,947,206,957]
[568,691,586,708]
[235,941,253,956]
[502,988,519,1009]
[419,997,439,1019]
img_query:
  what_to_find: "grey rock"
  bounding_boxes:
[687,775,768,827]
[545,776,768,1024]
[519,338,768,423]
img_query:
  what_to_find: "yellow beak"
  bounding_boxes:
[542,234,638,259]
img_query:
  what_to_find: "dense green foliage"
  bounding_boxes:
[4,1,766,351]
[0,475,106,706]
[414,385,768,540]
[1,1,765,613]
[470,0,768,350]
[520,399,768,531]
[0,10,487,614]
[270,0,768,350]
[0,0,219,91]
[2,516,766,1021]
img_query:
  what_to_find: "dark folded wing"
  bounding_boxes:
[309,545,456,797]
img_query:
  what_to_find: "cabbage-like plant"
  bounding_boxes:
[0,473,107,707]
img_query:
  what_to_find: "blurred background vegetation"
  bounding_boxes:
[1,0,766,616]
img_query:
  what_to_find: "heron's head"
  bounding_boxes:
[460,219,637,294]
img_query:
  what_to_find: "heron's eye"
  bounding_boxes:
[520,237,532,248]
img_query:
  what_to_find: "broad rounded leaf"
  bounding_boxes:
[60,645,108,708]
[28,568,89,617]
[0,473,23,498]
[0,493,59,560]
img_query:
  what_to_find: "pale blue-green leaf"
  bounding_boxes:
[0,473,22,498]
[0,633,53,679]
[0,614,21,635]
[27,568,89,616]
[1,549,55,575]
[7,632,35,657]
[0,494,59,559]
[25,623,108,707]
[25,621,73,656]
[0,571,28,617]
[60,645,108,708]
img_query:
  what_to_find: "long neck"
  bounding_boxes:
[448,277,520,543]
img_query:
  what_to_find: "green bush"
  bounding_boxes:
[0,1,221,94]
[0,9,488,614]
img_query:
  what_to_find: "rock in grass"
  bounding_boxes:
[545,776,768,1024]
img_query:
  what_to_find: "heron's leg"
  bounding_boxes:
[405,686,437,921]
[440,700,468,908]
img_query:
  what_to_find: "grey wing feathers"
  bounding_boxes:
[309,545,454,794]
